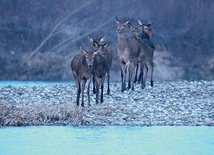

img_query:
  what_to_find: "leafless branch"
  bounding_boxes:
[48,18,114,55]
[27,1,93,59]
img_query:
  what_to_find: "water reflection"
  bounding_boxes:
[0,126,213,155]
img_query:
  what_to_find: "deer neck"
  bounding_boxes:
[117,31,128,48]
[141,32,150,40]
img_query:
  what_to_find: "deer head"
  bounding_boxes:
[88,34,105,46]
[115,17,130,33]
[128,23,142,39]
[93,41,110,57]
[138,20,154,38]
[80,47,98,69]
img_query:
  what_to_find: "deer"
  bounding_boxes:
[130,20,155,88]
[91,41,110,104]
[127,22,147,89]
[115,17,140,92]
[88,34,113,95]
[71,47,98,107]
[137,20,155,88]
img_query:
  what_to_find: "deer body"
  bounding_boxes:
[128,23,147,89]
[138,20,155,88]
[92,42,110,103]
[71,48,97,107]
[88,35,113,95]
[116,17,139,92]
[130,20,155,88]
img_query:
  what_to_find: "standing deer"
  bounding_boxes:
[88,34,113,95]
[130,20,155,88]
[71,47,98,107]
[138,20,155,88]
[115,17,139,92]
[127,22,147,89]
[91,41,110,103]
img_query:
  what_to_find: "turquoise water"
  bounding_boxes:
[0,126,213,155]
[1,81,214,154]
[0,81,73,88]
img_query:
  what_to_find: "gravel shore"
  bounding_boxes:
[0,81,214,126]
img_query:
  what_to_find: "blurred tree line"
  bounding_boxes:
[0,0,213,81]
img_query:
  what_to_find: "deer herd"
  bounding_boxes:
[71,17,155,107]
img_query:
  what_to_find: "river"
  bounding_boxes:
[0,81,214,154]
[0,126,214,155]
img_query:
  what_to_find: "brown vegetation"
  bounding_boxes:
[0,102,85,126]
[0,0,213,81]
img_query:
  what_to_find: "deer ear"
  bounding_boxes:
[126,17,130,22]
[138,19,144,26]
[128,23,134,29]
[93,48,99,55]
[93,42,99,48]
[80,47,87,55]
[115,16,120,23]
[125,17,130,25]
[104,42,110,48]
[88,35,94,44]
[99,34,106,43]
[147,21,152,27]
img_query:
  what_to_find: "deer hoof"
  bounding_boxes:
[107,90,110,95]
[151,80,154,87]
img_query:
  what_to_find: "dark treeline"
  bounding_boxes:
[0,0,213,81]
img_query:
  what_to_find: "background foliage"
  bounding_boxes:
[0,0,213,81]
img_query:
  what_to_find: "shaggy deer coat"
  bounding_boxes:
[116,17,140,92]
[88,35,113,95]
[71,47,98,107]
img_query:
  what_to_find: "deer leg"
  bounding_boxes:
[140,62,144,88]
[86,78,91,107]
[100,77,105,103]
[126,62,131,90]
[95,77,100,104]
[134,62,139,84]
[93,73,96,94]
[81,80,87,107]
[130,62,136,91]
[74,76,81,106]
[76,81,81,106]
[119,62,126,92]
[143,64,148,89]
[150,61,154,87]
[128,67,131,90]
[107,70,110,95]
[138,61,143,84]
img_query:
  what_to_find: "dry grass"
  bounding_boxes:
[0,102,86,126]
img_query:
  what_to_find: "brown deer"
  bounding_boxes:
[71,47,98,107]
[91,41,110,103]
[115,17,139,92]
[129,20,155,88]
[88,34,113,95]
[137,20,155,88]
[127,22,147,89]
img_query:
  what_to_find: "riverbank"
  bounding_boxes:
[0,81,213,126]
